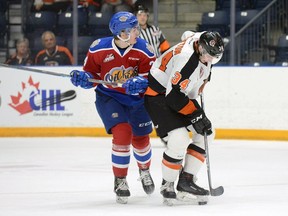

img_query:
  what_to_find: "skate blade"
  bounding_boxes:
[163,198,176,206]
[177,191,208,205]
[116,196,128,204]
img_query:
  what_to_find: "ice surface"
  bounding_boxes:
[0,137,288,216]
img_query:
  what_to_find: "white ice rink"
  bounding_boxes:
[0,137,288,216]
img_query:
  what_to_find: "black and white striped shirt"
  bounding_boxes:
[139,24,168,58]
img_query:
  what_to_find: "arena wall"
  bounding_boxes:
[0,66,287,140]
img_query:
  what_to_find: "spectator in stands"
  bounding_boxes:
[35,31,74,66]
[101,0,133,14]
[78,0,101,13]
[32,0,72,13]
[135,4,170,57]
[66,0,101,13]
[5,38,34,66]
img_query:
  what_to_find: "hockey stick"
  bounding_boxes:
[0,63,123,87]
[200,93,224,196]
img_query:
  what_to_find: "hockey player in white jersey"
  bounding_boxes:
[144,31,224,205]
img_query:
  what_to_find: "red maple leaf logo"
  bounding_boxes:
[9,76,40,115]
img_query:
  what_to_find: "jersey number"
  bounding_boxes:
[171,71,190,90]
[159,42,184,71]
[159,50,173,71]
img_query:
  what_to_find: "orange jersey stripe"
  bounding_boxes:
[145,86,159,96]
[187,149,205,163]
[35,49,46,64]
[159,40,170,54]
[178,100,197,115]
[58,46,74,64]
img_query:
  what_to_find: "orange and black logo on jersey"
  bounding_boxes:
[104,66,136,83]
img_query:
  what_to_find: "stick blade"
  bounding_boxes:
[210,186,224,196]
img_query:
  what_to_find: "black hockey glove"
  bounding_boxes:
[188,108,212,136]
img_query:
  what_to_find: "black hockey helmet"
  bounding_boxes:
[199,31,224,57]
[135,4,149,14]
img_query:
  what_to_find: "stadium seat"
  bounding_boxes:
[30,36,43,55]
[0,0,7,13]
[67,36,95,52]
[67,36,95,65]
[0,12,7,48]
[197,10,230,37]
[275,35,288,63]
[235,9,260,31]
[87,12,112,37]
[253,0,271,9]
[57,10,88,36]
[0,12,6,34]
[235,9,262,57]
[277,34,288,47]
[215,0,243,11]
[25,11,57,34]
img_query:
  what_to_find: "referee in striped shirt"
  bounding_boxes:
[135,4,170,57]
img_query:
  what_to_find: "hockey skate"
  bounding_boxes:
[138,169,155,195]
[160,179,176,206]
[114,177,130,204]
[176,171,209,205]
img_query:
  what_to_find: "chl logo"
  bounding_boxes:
[29,89,65,111]
[9,76,75,115]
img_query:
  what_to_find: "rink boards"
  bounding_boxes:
[0,66,287,140]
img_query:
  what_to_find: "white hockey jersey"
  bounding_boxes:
[145,31,212,116]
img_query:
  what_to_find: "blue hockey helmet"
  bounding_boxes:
[109,11,139,36]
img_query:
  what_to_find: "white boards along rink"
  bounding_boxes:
[0,66,287,140]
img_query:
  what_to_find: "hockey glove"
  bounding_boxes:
[122,76,148,95]
[70,70,94,89]
[188,108,212,136]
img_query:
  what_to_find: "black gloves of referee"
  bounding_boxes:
[188,108,212,136]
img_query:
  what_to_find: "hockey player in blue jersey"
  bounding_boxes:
[70,11,156,204]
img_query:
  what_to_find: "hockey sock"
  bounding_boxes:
[111,123,132,177]
[132,135,151,170]
[183,143,205,175]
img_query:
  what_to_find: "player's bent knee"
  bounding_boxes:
[165,127,190,160]
[132,135,150,149]
[111,123,132,145]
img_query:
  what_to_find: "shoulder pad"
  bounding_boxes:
[89,37,113,52]
[133,38,155,57]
